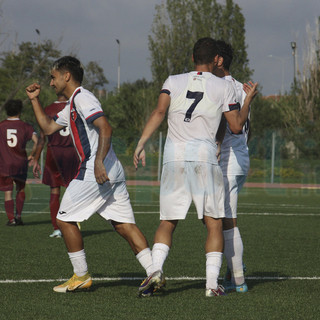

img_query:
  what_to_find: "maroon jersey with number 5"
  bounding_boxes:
[0,118,35,176]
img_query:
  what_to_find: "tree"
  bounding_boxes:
[0,39,109,127]
[103,79,162,153]
[83,61,108,92]
[0,40,61,112]
[278,18,320,158]
[148,0,252,88]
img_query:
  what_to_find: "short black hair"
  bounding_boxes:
[193,37,218,65]
[4,100,23,117]
[216,40,233,71]
[52,56,84,84]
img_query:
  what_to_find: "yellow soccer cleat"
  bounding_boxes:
[53,272,92,293]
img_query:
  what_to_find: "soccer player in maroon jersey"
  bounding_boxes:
[33,95,80,238]
[0,100,38,226]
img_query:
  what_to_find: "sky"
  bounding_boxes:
[1,0,319,96]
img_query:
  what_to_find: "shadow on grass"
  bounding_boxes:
[20,220,51,226]
[81,229,113,238]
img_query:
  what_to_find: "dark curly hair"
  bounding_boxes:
[216,40,234,71]
[4,100,23,117]
[193,37,218,65]
[52,56,84,84]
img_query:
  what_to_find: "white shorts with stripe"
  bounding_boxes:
[223,174,247,219]
[160,161,225,220]
[57,179,135,224]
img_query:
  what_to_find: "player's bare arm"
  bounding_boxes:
[28,133,39,167]
[32,131,46,178]
[93,116,112,184]
[134,92,170,169]
[224,81,258,133]
[26,83,64,135]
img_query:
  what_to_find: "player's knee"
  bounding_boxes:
[113,221,134,236]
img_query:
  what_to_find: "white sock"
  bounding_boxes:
[223,227,244,285]
[68,249,88,277]
[136,248,153,276]
[152,243,170,273]
[206,252,223,290]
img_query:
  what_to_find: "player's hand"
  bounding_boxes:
[94,160,110,184]
[133,144,146,169]
[26,83,41,100]
[243,81,258,102]
[32,161,42,179]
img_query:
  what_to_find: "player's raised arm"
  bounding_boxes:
[224,81,258,133]
[26,83,64,135]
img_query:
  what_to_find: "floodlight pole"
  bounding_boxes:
[271,132,276,184]
[290,41,297,84]
[116,39,120,92]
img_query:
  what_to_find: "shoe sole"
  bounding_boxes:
[138,271,164,297]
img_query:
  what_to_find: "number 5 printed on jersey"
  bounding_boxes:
[184,91,204,122]
[7,129,18,147]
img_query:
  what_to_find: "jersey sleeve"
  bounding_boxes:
[223,81,240,113]
[74,92,104,124]
[160,77,172,99]
[161,74,188,101]
[54,104,69,127]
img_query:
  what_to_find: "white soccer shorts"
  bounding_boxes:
[160,161,225,220]
[56,179,135,224]
[223,174,247,219]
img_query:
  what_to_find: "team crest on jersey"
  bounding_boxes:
[70,108,77,121]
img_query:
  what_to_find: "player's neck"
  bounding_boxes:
[64,83,81,99]
[194,63,213,73]
[7,115,20,120]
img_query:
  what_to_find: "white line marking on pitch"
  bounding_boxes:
[1,276,319,284]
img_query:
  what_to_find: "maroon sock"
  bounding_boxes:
[5,200,15,221]
[15,191,25,219]
[50,194,60,230]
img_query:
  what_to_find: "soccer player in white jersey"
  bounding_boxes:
[213,40,256,293]
[134,38,258,297]
[26,56,153,293]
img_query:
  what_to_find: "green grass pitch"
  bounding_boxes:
[1,184,319,320]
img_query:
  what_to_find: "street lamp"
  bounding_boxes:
[290,41,297,83]
[116,39,120,92]
[268,54,285,95]
[35,29,40,44]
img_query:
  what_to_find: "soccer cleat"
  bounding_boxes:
[53,273,92,293]
[139,286,154,297]
[138,270,165,297]
[15,218,24,226]
[223,264,247,292]
[223,281,248,293]
[49,230,62,238]
[205,285,227,297]
[6,219,16,226]
[236,283,248,293]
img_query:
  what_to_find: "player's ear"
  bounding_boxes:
[217,55,224,67]
[64,71,71,82]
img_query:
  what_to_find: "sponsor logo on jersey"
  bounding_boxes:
[58,210,67,215]
[70,108,77,121]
